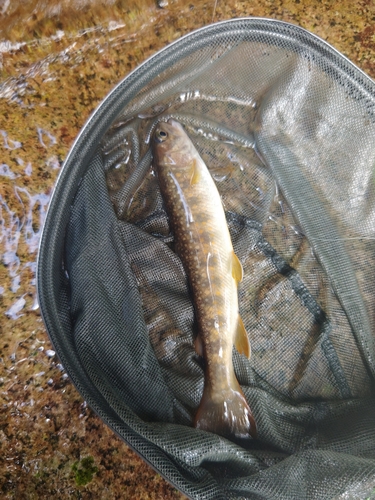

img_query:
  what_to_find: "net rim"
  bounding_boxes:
[36,17,375,499]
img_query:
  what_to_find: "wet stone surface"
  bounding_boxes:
[0,0,374,498]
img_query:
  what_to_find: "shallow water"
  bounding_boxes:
[0,2,220,497]
[0,0,215,323]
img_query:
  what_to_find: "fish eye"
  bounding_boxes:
[155,129,168,143]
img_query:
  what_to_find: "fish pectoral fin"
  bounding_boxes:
[234,316,251,358]
[194,334,204,357]
[231,251,243,282]
[190,159,200,186]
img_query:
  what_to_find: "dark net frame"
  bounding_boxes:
[37,18,375,499]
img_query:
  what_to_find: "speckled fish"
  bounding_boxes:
[152,118,256,440]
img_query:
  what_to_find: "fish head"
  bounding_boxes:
[152,119,193,169]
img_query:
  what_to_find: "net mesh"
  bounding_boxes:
[38,19,375,499]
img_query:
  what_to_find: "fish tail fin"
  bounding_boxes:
[194,381,256,440]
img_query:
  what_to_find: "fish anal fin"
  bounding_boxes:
[194,383,256,439]
[194,334,204,357]
[231,252,243,282]
[190,159,200,186]
[234,316,251,358]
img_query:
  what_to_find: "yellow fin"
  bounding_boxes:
[232,252,243,282]
[194,334,204,357]
[190,159,200,185]
[234,316,251,358]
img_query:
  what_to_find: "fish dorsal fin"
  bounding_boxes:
[231,251,243,282]
[234,316,251,358]
[190,159,200,186]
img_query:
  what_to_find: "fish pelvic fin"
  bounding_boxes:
[194,383,256,440]
[234,316,251,358]
[231,251,243,282]
[194,334,204,357]
[190,158,200,186]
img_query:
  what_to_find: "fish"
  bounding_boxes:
[152,118,256,440]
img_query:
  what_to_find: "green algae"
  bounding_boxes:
[72,456,98,486]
